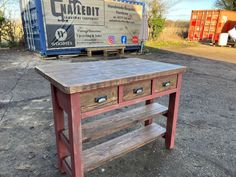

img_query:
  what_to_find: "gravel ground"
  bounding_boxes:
[0,49,235,177]
[163,44,236,64]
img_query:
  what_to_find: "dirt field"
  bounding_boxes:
[163,44,236,64]
[0,49,235,177]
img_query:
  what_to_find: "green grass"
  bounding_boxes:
[0,42,9,48]
[0,41,21,48]
[145,40,198,49]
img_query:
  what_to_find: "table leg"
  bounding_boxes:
[144,100,154,126]
[165,74,183,149]
[67,93,84,177]
[51,85,67,173]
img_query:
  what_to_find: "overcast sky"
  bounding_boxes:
[4,0,217,21]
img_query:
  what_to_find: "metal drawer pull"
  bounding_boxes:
[162,81,171,87]
[95,96,108,103]
[133,87,144,94]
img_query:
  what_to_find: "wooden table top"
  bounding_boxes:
[36,58,186,94]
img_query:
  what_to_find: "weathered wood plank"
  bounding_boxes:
[86,46,125,51]
[86,47,125,57]
[82,103,167,142]
[80,87,118,112]
[156,75,178,93]
[123,80,152,101]
[103,50,120,57]
[64,123,166,172]
[62,103,167,143]
[81,88,177,119]
[87,51,92,57]
[35,58,186,94]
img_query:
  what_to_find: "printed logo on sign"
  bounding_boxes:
[132,36,139,44]
[121,36,127,44]
[55,28,68,42]
[50,0,102,22]
[46,25,75,49]
[108,36,115,45]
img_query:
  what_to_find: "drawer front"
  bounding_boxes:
[80,87,118,112]
[123,80,152,101]
[156,75,177,93]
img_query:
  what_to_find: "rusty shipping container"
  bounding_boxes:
[188,10,236,43]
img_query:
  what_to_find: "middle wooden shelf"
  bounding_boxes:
[60,103,168,144]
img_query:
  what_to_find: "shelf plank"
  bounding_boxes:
[64,123,166,173]
[82,103,167,142]
[62,103,167,143]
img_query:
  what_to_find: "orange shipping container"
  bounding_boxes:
[188,10,236,43]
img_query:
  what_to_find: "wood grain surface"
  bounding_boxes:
[86,46,125,51]
[62,103,167,143]
[65,123,166,172]
[35,58,186,94]
[80,87,118,112]
[156,75,177,93]
[123,80,152,101]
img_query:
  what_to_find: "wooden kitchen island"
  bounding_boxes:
[36,58,186,177]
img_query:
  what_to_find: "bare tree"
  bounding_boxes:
[147,0,166,39]
[2,20,15,43]
[0,0,23,47]
[0,10,5,44]
[144,0,185,40]
[216,0,236,11]
[0,0,8,44]
[0,0,9,11]
[143,0,185,11]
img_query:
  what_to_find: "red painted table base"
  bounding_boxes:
[51,73,183,177]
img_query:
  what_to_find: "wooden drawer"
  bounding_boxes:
[123,80,152,101]
[156,75,177,93]
[80,87,118,112]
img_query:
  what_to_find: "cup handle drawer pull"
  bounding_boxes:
[133,87,144,94]
[162,81,171,87]
[95,96,108,103]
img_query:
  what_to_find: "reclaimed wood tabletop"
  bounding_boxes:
[35,58,186,94]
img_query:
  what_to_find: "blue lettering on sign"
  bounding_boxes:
[121,36,127,44]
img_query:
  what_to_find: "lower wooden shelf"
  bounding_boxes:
[61,103,167,144]
[63,123,166,173]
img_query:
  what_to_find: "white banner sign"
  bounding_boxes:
[42,0,143,49]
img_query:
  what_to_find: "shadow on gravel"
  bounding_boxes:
[0,49,236,177]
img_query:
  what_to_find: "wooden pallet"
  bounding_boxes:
[86,46,125,57]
